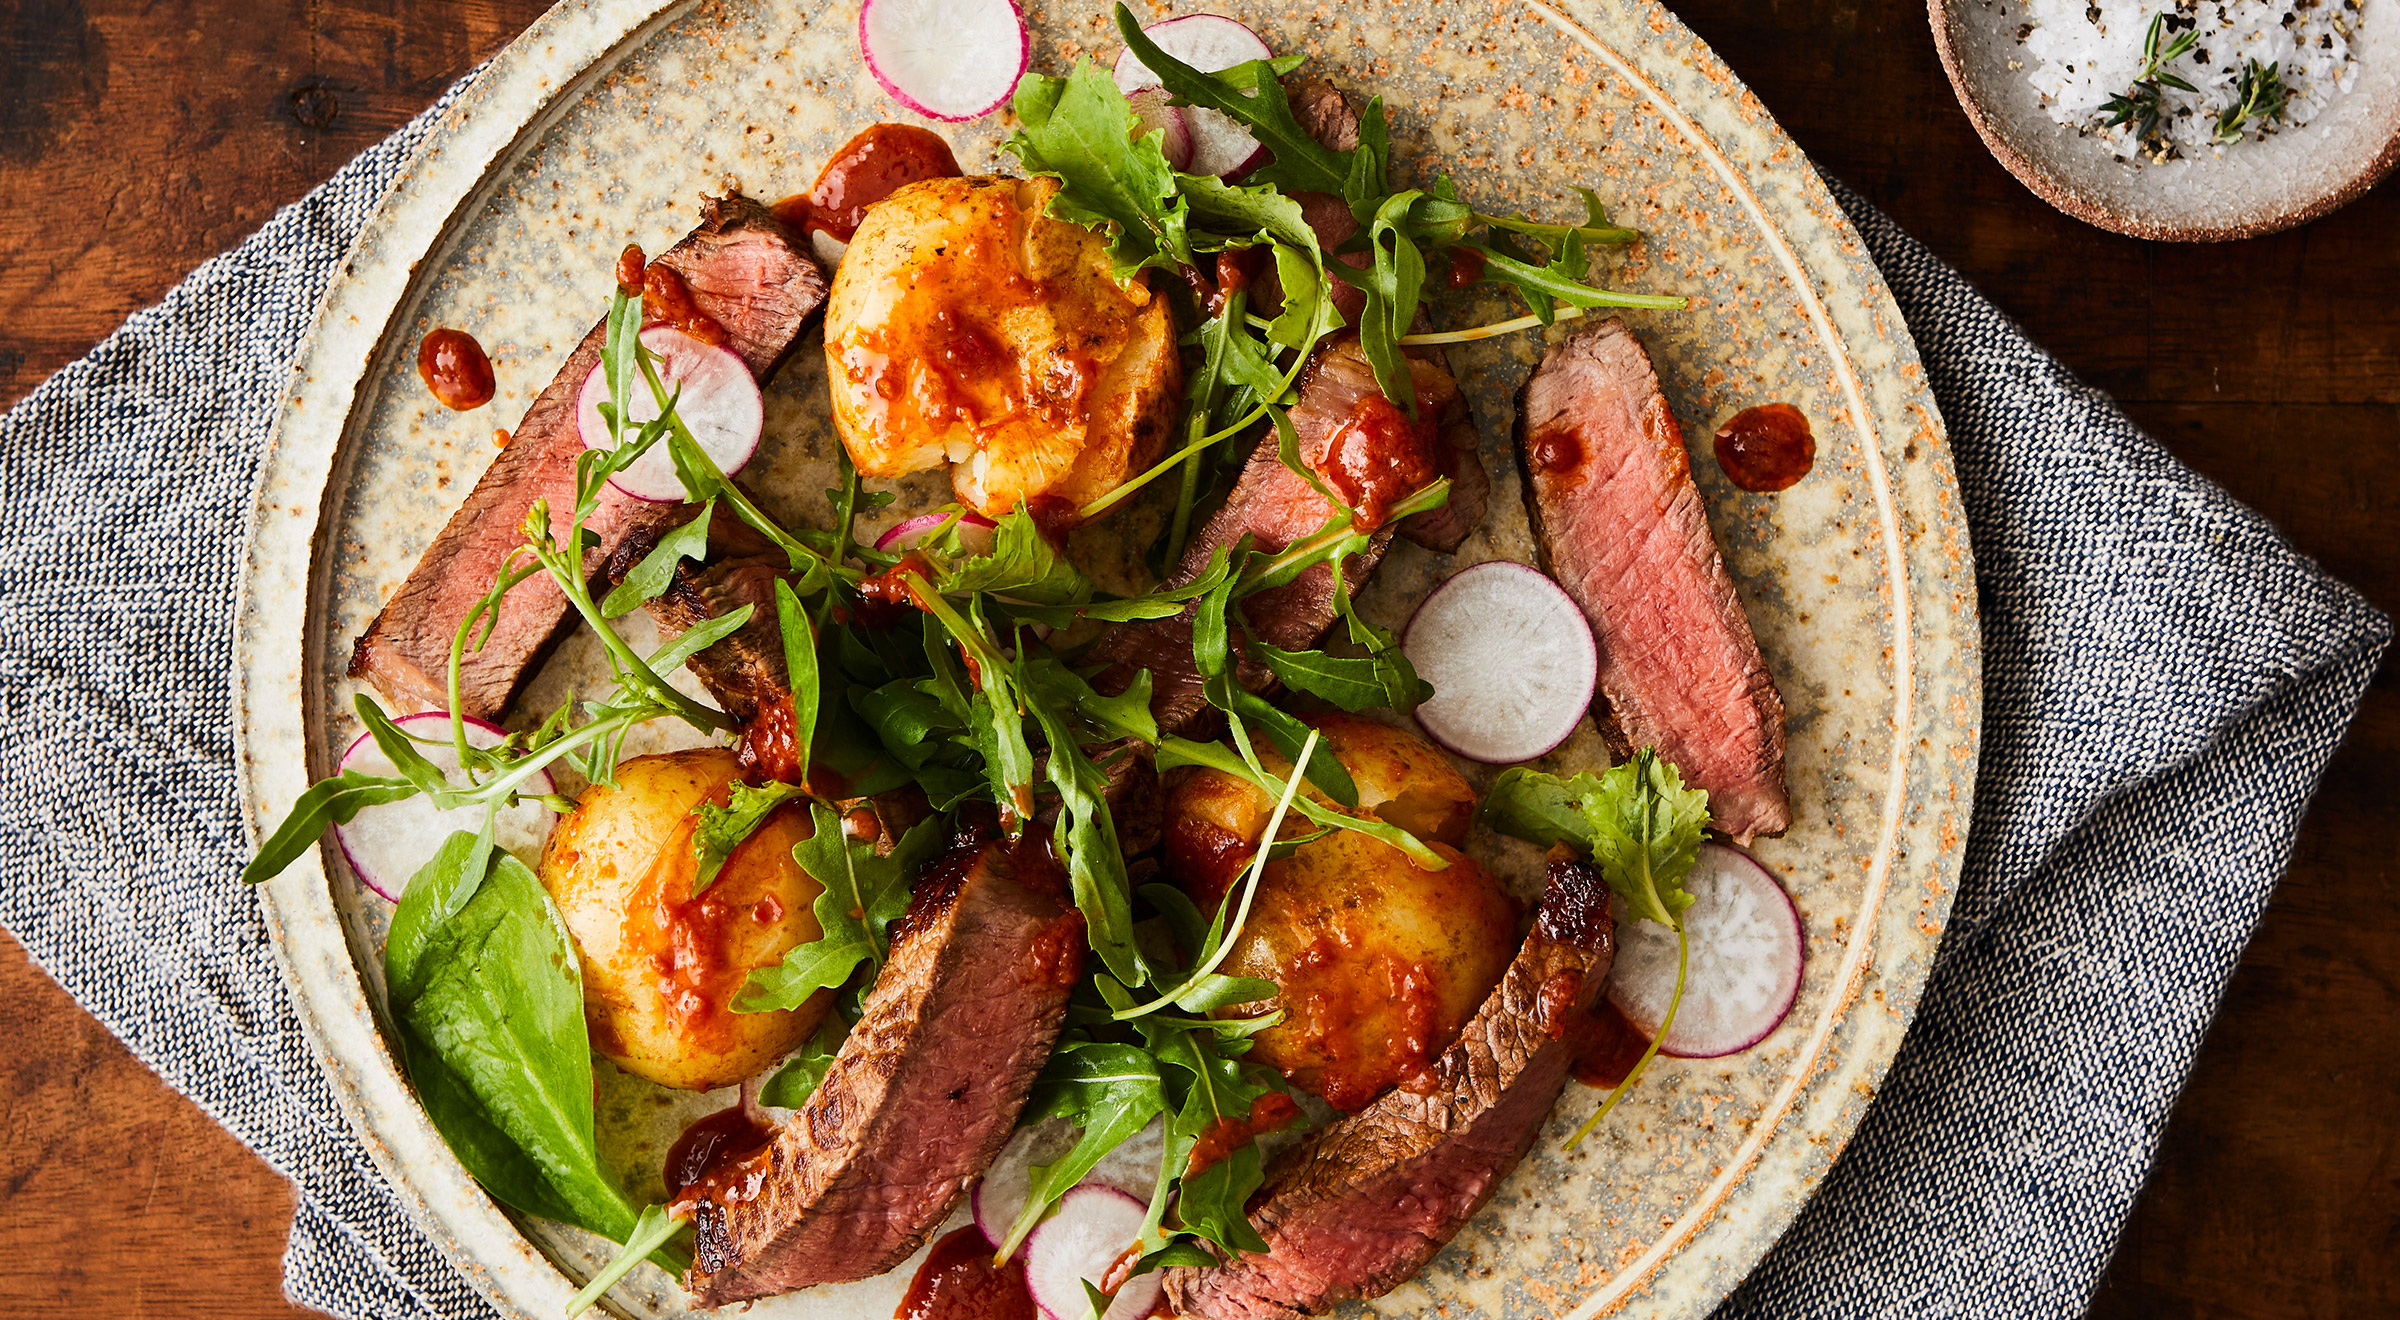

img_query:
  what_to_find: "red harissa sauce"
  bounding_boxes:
[664,1104,776,1200]
[1564,999,1653,1089]
[1713,403,1815,493]
[899,1227,1038,1320]
[776,124,963,243]
[416,328,495,411]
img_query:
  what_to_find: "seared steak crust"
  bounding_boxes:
[1164,857,1615,1320]
[347,196,826,720]
[685,828,1083,1305]
[1514,318,1791,842]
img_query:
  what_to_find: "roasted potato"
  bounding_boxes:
[823,174,1179,522]
[1161,715,1517,1111]
[537,748,830,1091]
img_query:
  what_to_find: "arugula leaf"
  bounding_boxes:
[759,1015,849,1108]
[775,578,820,786]
[1026,680,1143,986]
[1479,751,1709,927]
[1354,190,1429,416]
[690,781,809,896]
[936,508,1096,606]
[1477,766,1603,854]
[240,768,419,884]
[737,807,949,1012]
[598,502,713,617]
[565,1200,688,1319]
[1001,1042,1169,1256]
[1008,61,1192,277]
[645,604,755,677]
[1114,6,1350,196]
[389,847,639,1240]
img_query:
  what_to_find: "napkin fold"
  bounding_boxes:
[0,80,2384,1320]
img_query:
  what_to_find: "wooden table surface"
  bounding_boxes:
[1,0,2391,1316]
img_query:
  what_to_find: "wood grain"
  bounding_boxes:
[0,0,2391,1316]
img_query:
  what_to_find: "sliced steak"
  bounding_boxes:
[608,510,793,727]
[683,825,1084,1305]
[1085,338,1459,736]
[1514,319,1791,842]
[347,196,826,721]
[1164,852,1615,1320]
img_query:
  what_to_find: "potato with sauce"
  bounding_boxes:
[537,748,831,1091]
[1162,715,1519,1112]
[823,174,1179,523]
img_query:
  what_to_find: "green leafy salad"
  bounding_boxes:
[242,5,1715,1312]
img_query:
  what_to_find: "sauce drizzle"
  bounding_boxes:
[896,1226,1037,1320]
[1713,402,1816,493]
[777,123,964,244]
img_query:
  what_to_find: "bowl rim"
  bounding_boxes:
[1926,0,2400,240]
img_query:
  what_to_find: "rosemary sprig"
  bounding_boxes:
[2098,12,2201,151]
[2214,59,2290,143]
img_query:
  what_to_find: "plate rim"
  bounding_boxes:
[232,2,1984,1316]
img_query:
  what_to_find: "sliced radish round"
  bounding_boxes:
[1125,88,1194,171]
[1025,1185,1157,1320]
[1607,844,1804,1059]
[875,509,998,557]
[1113,15,1273,178]
[859,0,1029,122]
[576,325,763,503]
[975,1117,1164,1253]
[335,712,556,902]
[1402,561,1597,764]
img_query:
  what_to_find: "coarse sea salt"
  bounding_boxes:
[2019,0,2365,159]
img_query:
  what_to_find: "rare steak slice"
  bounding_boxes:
[682,824,1084,1305]
[1515,318,1791,842]
[1085,336,1460,736]
[347,195,826,721]
[1163,852,1615,1320]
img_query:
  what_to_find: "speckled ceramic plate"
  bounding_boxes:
[1931,0,2400,239]
[233,1,1979,1316]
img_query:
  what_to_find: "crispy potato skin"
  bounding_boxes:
[823,174,1179,521]
[1162,715,1517,1111]
[537,748,830,1091]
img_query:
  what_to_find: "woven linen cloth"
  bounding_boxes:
[0,78,2387,1320]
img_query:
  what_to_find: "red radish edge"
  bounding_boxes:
[1125,88,1194,171]
[1606,844,1803,1059]
[1401,560,1597,764]
[1113,15,1273,179]
[335,711,556,902]
[875,509,999,554]
[1024,1184,1158,1320]
[858,0,1030,123]
[576,325,763,503]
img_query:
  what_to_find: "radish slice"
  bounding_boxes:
[1025,1185,1158,1320]
[859,0,1029,123]
[1125,88,1194,171]
[1113,15,1273,178]
[875,509,998,557]
[1402,561,1597,764]
[576,325,763,503]
[334,712,556,902]
[976,1117,1165,1250]
[1607,844,1804,1060]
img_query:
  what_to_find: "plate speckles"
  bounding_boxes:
[233,1,1980,1317]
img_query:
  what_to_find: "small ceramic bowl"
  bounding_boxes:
[1930,0,2400,239]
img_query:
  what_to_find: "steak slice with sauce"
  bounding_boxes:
[1515,318,1791,842]
[684,824,1084,1305]
[1085,337,1460,736]
[347,195,827,721]
[1163,853,1615,1320]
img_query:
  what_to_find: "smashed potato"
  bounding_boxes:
[538,749,830,1091]
[1162,715,1517,1111]
[823,174,1179,522]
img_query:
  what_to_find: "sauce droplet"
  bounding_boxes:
[778,123,964,244]
[416,328,495,411]
[664,1104,776,1199]
[897,1226,1037,1320]
[1564,999,1652,1089]
[1713,402,1815,493]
